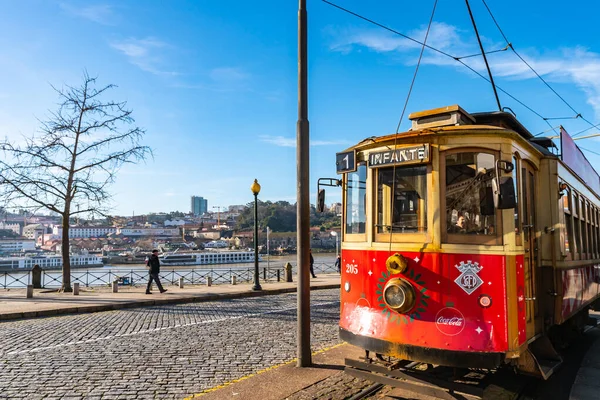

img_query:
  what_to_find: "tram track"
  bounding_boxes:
[345,358,534,400]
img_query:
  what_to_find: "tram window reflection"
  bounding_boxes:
[445,152,497,236]
[345,163,367,234]
[377,165,427,233]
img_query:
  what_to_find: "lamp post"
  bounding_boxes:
[251,179,262,291]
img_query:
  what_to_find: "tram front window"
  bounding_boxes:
[445,152,497,236]
[377,166,427,233]
[346,163,367,234]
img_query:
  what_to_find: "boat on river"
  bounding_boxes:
[158,249,260,266]
[0,254,104,270]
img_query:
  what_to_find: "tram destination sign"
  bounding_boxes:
[368,144,430,168]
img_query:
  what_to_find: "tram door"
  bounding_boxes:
[521,162,542,338]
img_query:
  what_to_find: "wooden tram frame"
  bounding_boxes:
[324,105,600,382]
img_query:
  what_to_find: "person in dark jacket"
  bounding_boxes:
[309,249,316,278]
[146,249,167,294]
[335,255,341,274]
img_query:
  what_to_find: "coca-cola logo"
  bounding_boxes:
[435,307,465,336]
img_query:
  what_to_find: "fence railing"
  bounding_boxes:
[0,261,339,289]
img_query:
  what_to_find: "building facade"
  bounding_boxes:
[191,196,208,216]
[52,226,117,239]
[0,239,36,254]
[118,228,180,237]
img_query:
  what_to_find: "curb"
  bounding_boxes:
[0,284,340,322]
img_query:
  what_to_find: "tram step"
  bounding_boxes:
[528,335,563,380]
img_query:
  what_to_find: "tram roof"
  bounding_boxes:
[351,105,555,156]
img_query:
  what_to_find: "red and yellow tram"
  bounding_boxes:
[320,105,600,380]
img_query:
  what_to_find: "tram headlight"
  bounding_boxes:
[383,278,416,313]
[386,253,408,274]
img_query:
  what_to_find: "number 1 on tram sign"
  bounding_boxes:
[336,150,356,174]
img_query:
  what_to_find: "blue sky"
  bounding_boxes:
[1,0,600,216]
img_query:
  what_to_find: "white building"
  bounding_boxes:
[23,224,46,240]
[0,222,21,235]
[52,226,117,239]
[0,239,36,253]
[204,240,228,248]
[164,219,186,227]
[117,228,179,237]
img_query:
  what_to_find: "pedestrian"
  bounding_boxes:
[146,249,167,294]
[335,255,341,274]
[310,249,317,278]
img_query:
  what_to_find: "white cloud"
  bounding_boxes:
[329,23,600,120]
[260,135,295,147]
[59,3,116,25]
[259,135,350,147]
[210,67,249,82]
[110,37,178,76]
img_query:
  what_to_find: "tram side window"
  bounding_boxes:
[561,185,573,256]
[573,191,582,258]
[513,155,521,238]
[445,152,497,236]
[376,166,427,233]
[345,163,367,234]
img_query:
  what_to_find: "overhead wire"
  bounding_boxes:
[480,0,599,137]
[321,0,559,134]
[388,0,438,252]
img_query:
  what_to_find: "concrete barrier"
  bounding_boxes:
[112,281,118,293]
[231,276,237,285]
[179,277,184,289]
[285,263,293,282]
[207,277,212,287]
[26,285,33,299]
[73,283,80,295]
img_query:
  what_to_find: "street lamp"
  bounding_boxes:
[251,179,262,291]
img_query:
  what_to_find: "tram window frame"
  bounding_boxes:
[373,164,430,243]
[588,202,593,258]
[592,206,596,259]
[441,148,503,246]
[513,155,522,246]
[344,162,367,240]
[573,192,582,260]
[592,204,598,259]
[579,199,589,260]
[592,205,600,259]
[561,184,573,259]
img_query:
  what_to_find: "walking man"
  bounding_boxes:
[309,249,317,278]
[335,255,341,274]
[146,249,167,294]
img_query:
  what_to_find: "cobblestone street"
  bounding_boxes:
[0,289,341,399]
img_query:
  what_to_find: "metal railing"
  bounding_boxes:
[0,262,339,289]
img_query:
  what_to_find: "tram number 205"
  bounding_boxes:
[345,263,359,274]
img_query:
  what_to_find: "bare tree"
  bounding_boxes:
[0,73,151,291]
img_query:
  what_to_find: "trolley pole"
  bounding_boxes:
[297,0,312,367]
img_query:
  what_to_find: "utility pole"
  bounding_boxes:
[297,0,311,367]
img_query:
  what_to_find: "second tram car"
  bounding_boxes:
[320,105,600,382]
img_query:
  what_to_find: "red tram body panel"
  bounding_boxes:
[340,250,521,367]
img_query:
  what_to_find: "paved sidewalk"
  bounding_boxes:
[0,273,340,321]
[188,343,369,400]
[570,325,600,400]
